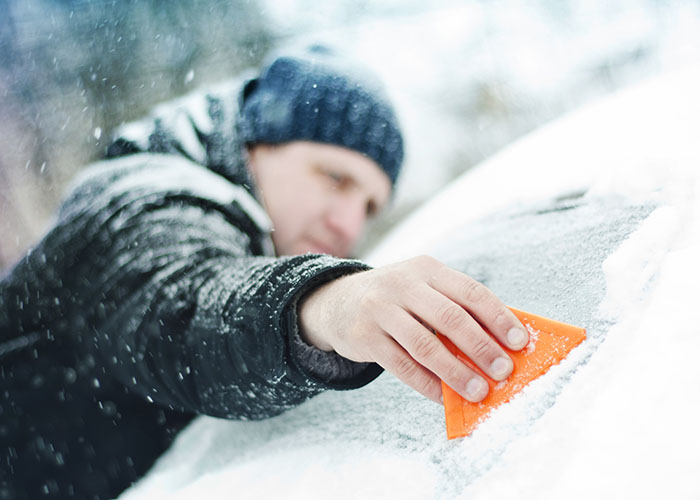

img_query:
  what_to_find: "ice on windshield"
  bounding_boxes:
[432,194,655,330]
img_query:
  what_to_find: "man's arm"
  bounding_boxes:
[7,157,382,420]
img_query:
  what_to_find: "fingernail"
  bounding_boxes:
[465,377,488,401]
[490,356,513,379]
[507,327,528,348]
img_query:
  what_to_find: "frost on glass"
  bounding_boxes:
[432,193,655,330]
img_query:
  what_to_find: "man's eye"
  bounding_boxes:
[322,170,347,186]
[327,172,343,183]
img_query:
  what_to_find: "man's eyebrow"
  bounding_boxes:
[324,161,387,210]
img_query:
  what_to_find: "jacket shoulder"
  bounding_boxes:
[60,153,271,235]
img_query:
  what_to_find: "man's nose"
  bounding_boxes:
[326,196,367,247]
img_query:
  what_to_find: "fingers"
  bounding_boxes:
[402,286,512,382]
[377,306,489,403]
[370,332,444,405]
[426,266,529,351]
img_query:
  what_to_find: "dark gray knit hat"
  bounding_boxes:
[237,46,404,186]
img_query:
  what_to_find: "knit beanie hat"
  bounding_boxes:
[237,46,404,187]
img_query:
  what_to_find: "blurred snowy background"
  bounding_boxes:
[2,0,700,269]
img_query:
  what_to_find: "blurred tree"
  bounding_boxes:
[0,0,273,270]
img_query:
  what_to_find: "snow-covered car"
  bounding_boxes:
[120,66,700,500]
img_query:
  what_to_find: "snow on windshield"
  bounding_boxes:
[120,67,700,500]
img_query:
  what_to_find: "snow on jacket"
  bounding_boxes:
[0,82,383,500]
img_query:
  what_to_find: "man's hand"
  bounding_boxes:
[298,256,529,405]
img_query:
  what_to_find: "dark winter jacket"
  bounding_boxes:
[0,84,383,500]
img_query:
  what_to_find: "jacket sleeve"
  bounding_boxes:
[40,157,383,420]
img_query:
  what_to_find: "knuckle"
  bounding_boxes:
[412,254,438,269]
[417,376,436,399]
[437,303,466,330]
[491,309,511,333]
[461,279,487,304]
[392,354,419,380]
[443,362,466,385]
[471,338,492,359]
[378,268,409,291]
[410,333,440,361]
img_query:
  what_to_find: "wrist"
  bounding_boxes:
[298,278,338,352]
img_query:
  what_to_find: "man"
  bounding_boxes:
[0,47,529,499]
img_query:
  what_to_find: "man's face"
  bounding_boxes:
[247,141,392,258]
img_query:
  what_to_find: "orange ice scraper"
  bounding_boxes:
[439,307,586,440]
